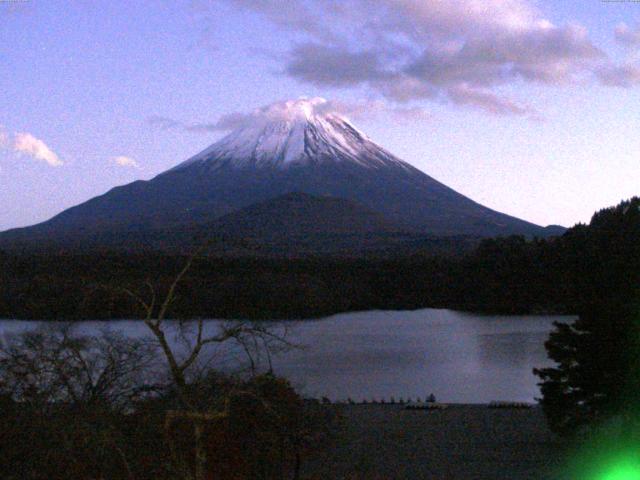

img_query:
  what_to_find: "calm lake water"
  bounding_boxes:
[0,309,573,403]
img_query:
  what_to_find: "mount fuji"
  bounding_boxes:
[0,98,562,250]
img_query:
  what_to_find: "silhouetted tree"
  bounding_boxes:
[534,300,640,435]
[120,248,297,480]
[0,324,159,479]
[535,198,640,435]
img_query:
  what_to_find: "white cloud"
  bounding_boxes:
[321,99,430,122]
[203,0,609,116]
[377,76,437,103]
[112,156,140,168]
[148,112,253,133]
[0,126,8,147]
[285,44,390,87]
[13,133,63,167]
[615,23,640,48]
[152,97,430,137]
[597,63,640,87]
[447,84,536,117]
[147,115,182,130]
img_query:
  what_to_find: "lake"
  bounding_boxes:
[0,309,572,403]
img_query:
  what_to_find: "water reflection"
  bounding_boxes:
[0,309,573,403]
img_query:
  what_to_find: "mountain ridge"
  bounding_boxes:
[0,97,564,249]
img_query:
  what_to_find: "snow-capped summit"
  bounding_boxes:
[175,97,409,170]
[0,97,560,247]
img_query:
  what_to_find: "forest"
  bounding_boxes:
[0,198,638,479]
[0,197,638,321]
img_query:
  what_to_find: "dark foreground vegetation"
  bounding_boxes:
[533,197,640,433]
[0,197,638,320]
[0,328,564,480]
[0,198,638,479]
[530,198,640,477]
[0,321,339,480]
[302,403,561,480]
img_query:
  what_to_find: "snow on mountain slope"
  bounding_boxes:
[0,97,562,248]
[174,97,410,170]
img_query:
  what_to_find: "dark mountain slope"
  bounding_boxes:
[207,191,401,238]
[0,98,562,249]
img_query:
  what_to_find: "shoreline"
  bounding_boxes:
[0,307,577,323]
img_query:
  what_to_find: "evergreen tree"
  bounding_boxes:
[535,198,640,435]
[534,299,640,434]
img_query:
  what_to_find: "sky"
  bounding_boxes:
[1,0,639,230]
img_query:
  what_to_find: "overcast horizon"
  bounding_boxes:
[2,0,640,231]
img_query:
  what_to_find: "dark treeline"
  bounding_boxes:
[0,197,638,320]
[0,317,339,479]
[534,196,640,440]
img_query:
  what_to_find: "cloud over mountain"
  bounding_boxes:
[150,98,429,136]
[203,0,622,116]
[148,113,253,133]
[0,97,555,246]
[597,64,640,88]
[615,23,640,48]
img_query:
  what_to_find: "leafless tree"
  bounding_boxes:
[119,250,295,480]
[0,323,158,411]
[0,324,159,479]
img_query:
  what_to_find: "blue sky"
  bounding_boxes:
[1,0,639,230]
